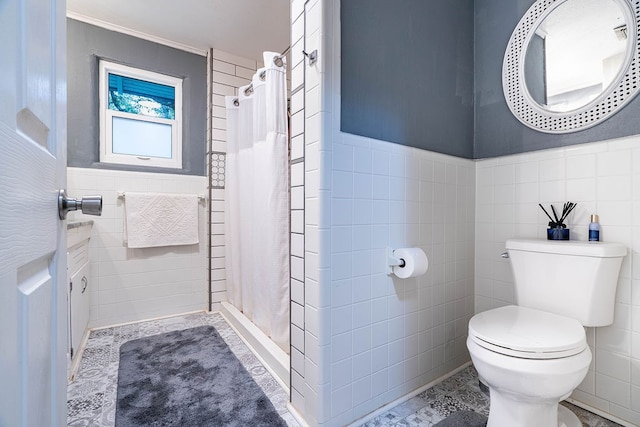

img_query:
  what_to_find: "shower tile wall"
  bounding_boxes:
[66,168,208,327]
[208,49,260,309]
[291,1,477,425]
[290,0,307,416]
[475,136,640,426]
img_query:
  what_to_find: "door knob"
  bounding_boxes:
[58,190,103,220]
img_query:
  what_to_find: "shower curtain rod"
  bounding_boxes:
[232,47,291,105]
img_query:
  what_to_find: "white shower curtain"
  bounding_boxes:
[224,52,290,352]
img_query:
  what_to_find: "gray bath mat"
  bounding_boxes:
[433,410,488,426]
[115,325,286,427]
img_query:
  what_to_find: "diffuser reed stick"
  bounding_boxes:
[539,202,576,229]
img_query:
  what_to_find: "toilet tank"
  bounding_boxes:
[505,239,627,327]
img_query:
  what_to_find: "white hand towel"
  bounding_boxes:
[124,192,199,248]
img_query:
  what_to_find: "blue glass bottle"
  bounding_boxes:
[589,214,600,242]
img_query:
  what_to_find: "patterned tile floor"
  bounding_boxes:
[362,366,623,427]
[66,311,300,426]
[67,311,623,427]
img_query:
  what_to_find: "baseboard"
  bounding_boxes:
[68,327,92,382]
[89,310,207,331]
[565,397,635,427]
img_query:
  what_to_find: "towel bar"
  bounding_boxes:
[117,192,206,201]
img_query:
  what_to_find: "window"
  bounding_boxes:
[99,60,182,168]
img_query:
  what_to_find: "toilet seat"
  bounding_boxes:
[469,305,587,359]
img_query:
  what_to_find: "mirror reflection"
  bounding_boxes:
[524,0,628,112]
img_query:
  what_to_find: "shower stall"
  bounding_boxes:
[209,50,291,387]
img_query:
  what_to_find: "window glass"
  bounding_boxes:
[108,74,175,119]
[111,117,173,158]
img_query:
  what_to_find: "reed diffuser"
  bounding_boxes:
[539,202,576,240]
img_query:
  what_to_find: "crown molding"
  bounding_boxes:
[66,11,208,57]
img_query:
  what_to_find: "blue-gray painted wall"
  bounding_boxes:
[340,0,475,159]
[341,0,640,159]
[473,0,640,158]
[67,19,206,175]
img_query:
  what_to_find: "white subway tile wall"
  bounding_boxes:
[317,141,475,427]
[208,49,259,308]
[67,167,208,328]
[209,186,226,307]
[290,0,307,415]
[292,1,477,425]
[476,135,640,426]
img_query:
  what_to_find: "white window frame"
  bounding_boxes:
[99,60,183,169]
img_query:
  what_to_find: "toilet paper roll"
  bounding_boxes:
[392,248,429,279]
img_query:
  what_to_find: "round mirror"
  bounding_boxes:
[503,0,640,133]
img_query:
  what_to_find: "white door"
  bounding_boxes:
[0,0,68,425]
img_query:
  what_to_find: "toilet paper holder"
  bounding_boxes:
[386,247,406,275]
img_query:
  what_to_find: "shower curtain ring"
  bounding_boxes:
[302,49,318,66]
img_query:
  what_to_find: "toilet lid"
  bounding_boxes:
[469,305,587,359]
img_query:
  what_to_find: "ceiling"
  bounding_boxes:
[66,0,290,60]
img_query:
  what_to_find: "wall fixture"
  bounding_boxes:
[302,49,318,66]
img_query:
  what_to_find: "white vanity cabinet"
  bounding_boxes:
[67,221,93,378]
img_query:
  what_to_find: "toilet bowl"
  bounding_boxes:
[467,239,626,426]
[467,305,591,427]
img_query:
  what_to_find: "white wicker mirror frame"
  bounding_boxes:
[503,0,640,134]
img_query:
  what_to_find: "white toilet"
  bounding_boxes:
[467,238,626,427]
